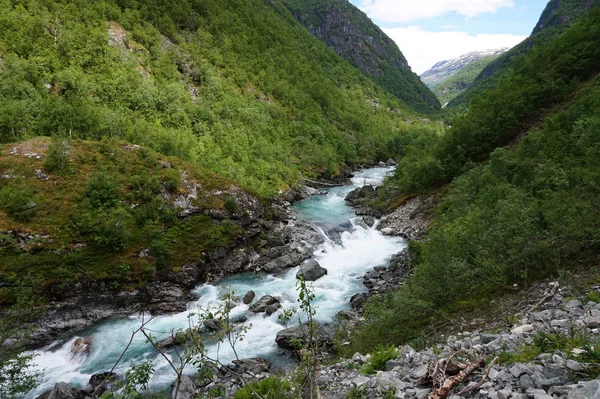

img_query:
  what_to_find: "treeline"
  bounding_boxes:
[0,0,433,196]
[351,8,600,351]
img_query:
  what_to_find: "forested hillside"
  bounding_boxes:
[0,0,434,196]
[281,0,440,114]
[449,0,600,109]
[354,6,600,351]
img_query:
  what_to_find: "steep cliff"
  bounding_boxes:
[282,0,440,114]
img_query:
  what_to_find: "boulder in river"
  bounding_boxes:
[275,323,333,350]
[71,336,92,356]
[362,215,375,227]
[296,260,327,281]
[36,382,84,399]
[249,295,280,313]
[345,185,376,206]
[265,303,281,315]
[242,290,256,304]
[83,372,118,396]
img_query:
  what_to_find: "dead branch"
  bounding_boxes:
[427,357,486,399]
[527,282,559,313]
[456,356,499,397]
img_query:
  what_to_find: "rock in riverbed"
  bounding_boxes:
[296,260,328,281]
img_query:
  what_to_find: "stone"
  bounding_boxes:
[567,379,600,398]
[584,316,600,328]
[296,260,328,281]
[265,303,281,315]
[249,295,280,313]
[71,336,92,356]
[511,324,535,334]
[519,374,535,390]
[242,290,256,305]
[380,227,395,235]
[275,324,332,350]
[351,375,370,387]
[363,215,375,227]
[232,358,271,374]
[38,382,83,399]
[84,372,118,396]
[171,375,197,399]
[497,389,512,399]
[345,185,376,204]
[566,300,582,309]
[566,359,583,371]
[350,293,369,310]
[204,317,221,331]
[510,363,532,378]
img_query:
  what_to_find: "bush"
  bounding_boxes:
[84,170,119,209]
[74,207,131,251]
[233,377,294,399]
[360,345,399,375]
[43,137,71,174]
[0,183,37,222]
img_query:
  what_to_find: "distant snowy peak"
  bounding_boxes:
[420,48,509,86]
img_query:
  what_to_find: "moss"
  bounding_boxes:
[0,138,245,302]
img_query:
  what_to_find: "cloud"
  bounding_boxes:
[358,0,515,23]
[383,26,526,74]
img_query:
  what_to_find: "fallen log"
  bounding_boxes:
[428,357,486,399]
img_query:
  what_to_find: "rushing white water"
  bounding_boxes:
[26,167,406,397]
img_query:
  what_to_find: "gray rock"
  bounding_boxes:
[510,363,532,378]
[171,375,197,399]
[265,303,281,315]
[83,372,118,396]
[566,300,582,309]
[232,358,271,374]
[39,382,83,399]
[568,379,600,398]
[352,375,371,387]
[242,290,255,305]
[275,324,332,350]
[520,374,535,390]
[350,293,369,310]
[363,215,375,227]
[584,316,600,328]
[249,295,280,313]
[296,260,328,281]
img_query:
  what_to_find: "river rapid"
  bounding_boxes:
[26,167,406,397]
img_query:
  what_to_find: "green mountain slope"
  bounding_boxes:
[450,0,600,109]
[355,6,600,350]
[432,54,501,105]
[281,0,440,114]
[0,0,434,196]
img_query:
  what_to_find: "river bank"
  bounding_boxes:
[27,166,407,398]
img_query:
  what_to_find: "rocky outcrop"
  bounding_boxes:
[232,358,271,374]
[378,196,436,241]
[297,260,327,281]
[318,283,600,399]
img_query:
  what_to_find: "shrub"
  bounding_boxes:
[84,170,119,209]
[0,183,37,222]
[360,345,399,375]
[43,137,71,174]
[233,377,294,399]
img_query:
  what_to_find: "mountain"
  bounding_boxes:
[0,0,436,197]
[356,4,600,350]
[420,48,508,88]
[281,0,440,114]
[420,49,508,104]
[450,0,600,108]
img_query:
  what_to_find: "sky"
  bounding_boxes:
[349,0,550,74]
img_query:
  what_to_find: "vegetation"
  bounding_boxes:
[432,54,501,105]
[282,0,440,114]
[0,0,436,196]
[359,345,398,375]
[353,10,600,352]
[0,138,244,301]
[233,377,294,399]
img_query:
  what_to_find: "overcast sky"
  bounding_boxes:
[349,0,549,74]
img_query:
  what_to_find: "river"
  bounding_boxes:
[26,166,406,397]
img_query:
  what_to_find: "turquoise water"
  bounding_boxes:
[26,167,406,396]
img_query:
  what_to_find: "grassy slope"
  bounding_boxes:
[0,0,437,197]
[0,138,247,302]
